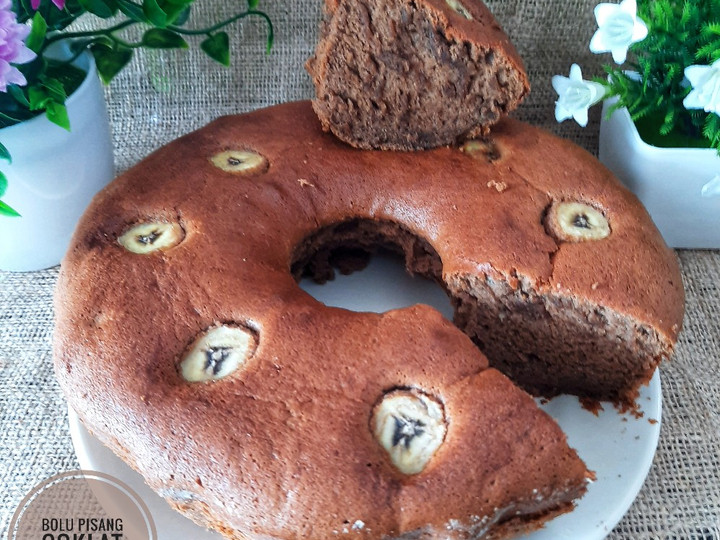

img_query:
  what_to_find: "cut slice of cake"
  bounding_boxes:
[387,368,593,538]
[306,0,530,150]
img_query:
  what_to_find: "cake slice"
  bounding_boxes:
[388,368,593,538]
[306,0,530,150]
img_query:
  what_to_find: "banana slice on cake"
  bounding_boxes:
[210,150,268,175]
[546,201,610,242]
[180,325,258,382]
[118,221,184,254]
[371,388,447,475]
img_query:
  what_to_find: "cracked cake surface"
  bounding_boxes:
[54,101,683,539]
[306,0,530,150]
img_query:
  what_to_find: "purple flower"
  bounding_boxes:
[0,0,37,92]
[31,0,66,10]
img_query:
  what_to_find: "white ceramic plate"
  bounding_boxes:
[69,252,662,540]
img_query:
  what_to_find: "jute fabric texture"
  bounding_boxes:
[2,1,719,538]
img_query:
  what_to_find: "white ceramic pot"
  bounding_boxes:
[599,98,720,249]
[0,51,114,272]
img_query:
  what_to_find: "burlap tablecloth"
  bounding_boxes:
[2,1,719,537]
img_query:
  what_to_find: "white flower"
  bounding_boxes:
[683,59,720,116]
[552,64,607,127]
[590,0,648,64]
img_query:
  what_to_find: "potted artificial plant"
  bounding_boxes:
[0,0,273,271]
[552,0,720,248]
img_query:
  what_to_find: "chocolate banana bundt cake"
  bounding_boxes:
[54,101,683,539]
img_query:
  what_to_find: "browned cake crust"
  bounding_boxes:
[54,101,683,539]
[306,0,530,150]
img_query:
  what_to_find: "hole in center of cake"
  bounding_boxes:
[292,219,453,319]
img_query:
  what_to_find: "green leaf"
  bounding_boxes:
[159,0,191,24]
[200,32,230,66]
[172,5,190,25]
[697,39,720,62]
[660,108,676,135]
[28,86,50,111]
[26,12,47,53]
[90,44,134,84]
[704,113,720,149]
[14,0,34,22]
[77,0,118,18]
[680,1,692,25]
[0,171,7,197]
[41,77,68,104]
[0,200,21,218]
[116,0,149,22]
[0,111,25,126]
[703,22,720,37]
[17,52,44,84]
[45,101,70,131]
[143,0,168,27]
[248,0,259,9]
[0,143,11,165]
[7,85,30,108]
[141,28,188,49]
[42,0,86,31]
[45,61,87,97]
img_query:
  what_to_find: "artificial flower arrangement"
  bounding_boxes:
[0,0,273,217]
[552,0,720,149]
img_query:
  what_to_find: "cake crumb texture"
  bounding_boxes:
[306,0,530,150]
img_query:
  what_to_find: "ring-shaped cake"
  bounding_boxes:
[54,101,683,539]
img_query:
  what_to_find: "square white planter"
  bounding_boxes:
[599,99,720,249]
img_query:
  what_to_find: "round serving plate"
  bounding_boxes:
[69,252,662,540]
